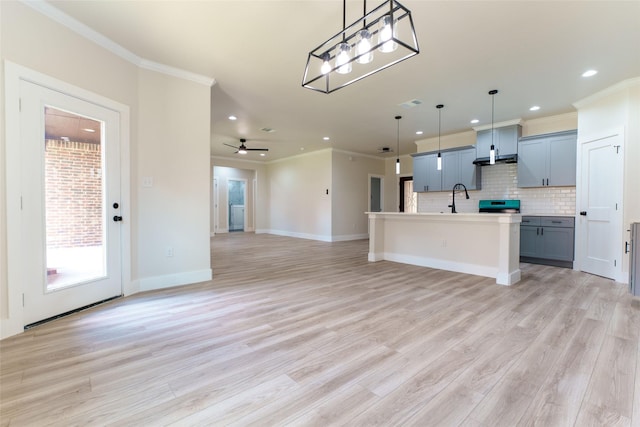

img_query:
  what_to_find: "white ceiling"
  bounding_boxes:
[48,0,640,161]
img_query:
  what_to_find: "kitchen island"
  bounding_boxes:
[367,212,522,285]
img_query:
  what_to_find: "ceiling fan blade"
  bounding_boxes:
[223,143,239,149]
[246,148,269,151]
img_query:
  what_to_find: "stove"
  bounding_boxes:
[479,199,521,213]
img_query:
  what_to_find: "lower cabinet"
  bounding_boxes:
[520,216,575,268]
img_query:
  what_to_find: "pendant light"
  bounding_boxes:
[395,115,402,175]
[489,89,498,165]
[436,104,444,171]
[335,0,352,75]
[378,14,398,53]
[355,1,373,65]
[302,0,419,94]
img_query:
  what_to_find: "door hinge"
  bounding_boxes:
[614,259,617,267]
[616,203,618,210]
[20,196,23,210]
[22,293,25,307]
[614,145,620,154]
[19,98,22,112]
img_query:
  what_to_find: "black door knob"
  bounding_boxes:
[580,211,587,216]
[113,215,123,222]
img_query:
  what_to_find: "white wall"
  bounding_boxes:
[267,149,332,241]
[1,1,212,337]
[136,69,211,290]
[331,150,385,240]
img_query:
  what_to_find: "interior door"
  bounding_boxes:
[20,80,122,326]
[370,176,382,212]
[579,134,623,279]
[228,179,246,232]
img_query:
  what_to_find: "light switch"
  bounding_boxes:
[142,176,153,188]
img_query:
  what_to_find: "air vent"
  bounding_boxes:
[378,147,393,153]
[399,99,422,109]
[260,127,276,133]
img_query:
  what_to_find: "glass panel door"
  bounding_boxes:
[20,79,122,326]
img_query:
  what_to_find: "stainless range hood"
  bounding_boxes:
[472,153,518,166]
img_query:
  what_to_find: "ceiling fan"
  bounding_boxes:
[224,138,268,154]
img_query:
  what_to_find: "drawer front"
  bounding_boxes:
[521,216,541,226]
[541,217,575,228]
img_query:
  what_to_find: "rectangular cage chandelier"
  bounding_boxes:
[302,0,419,94]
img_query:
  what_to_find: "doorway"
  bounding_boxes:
[578,132,624,280]
[399,176,417,212]
[17,78,123,327]
[228,179,246,232]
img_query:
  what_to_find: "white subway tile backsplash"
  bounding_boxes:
[417,163,576,215]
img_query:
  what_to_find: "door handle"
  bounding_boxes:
[625,241,630,254]
[580,211,587,216]
[113,215,123,222]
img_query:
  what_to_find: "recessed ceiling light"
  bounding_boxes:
[260,153,266,157]
[416,131,423,135]
[529,105,540,111]
[82,128,96,133]
[470,119,479,124]
[323,136,330,141]
[228,115,237,120]
[582,69,598,77]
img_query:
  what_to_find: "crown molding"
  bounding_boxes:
[472,118,523,132]
[573,77,640,109]
[21,0,215,87]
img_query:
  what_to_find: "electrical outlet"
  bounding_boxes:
[166,247,173,257]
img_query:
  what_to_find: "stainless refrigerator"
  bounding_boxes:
[630,223,640,297]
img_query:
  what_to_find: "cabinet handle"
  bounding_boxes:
[542,179,544,186]
[551,221,562,224]
[541,227,544,236]
[426,185,428,191]
[546,178,549,186]
[536,227,539,235]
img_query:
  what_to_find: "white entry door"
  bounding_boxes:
[579,133,623,280]
[20,80,122,326]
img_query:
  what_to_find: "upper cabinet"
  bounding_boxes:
[517,130,577,188]
[442,148,480,190]
[412,147,480,193]
[475,124,521,163]
[412,153,441,192]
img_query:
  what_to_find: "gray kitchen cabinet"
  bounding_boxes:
[520,216,575,268]
[442,147,480,190]
[412,153,441,192]
[476,124,521,159]
[413,147,479,193]
[518,130,577,187]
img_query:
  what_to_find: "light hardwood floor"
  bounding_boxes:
[1,233,639,426]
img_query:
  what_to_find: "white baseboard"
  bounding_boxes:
[332,233,369,242]
[383,252,498,282]
[258,229,368,242]
[267,229,332,242]
[138,269,212,292]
